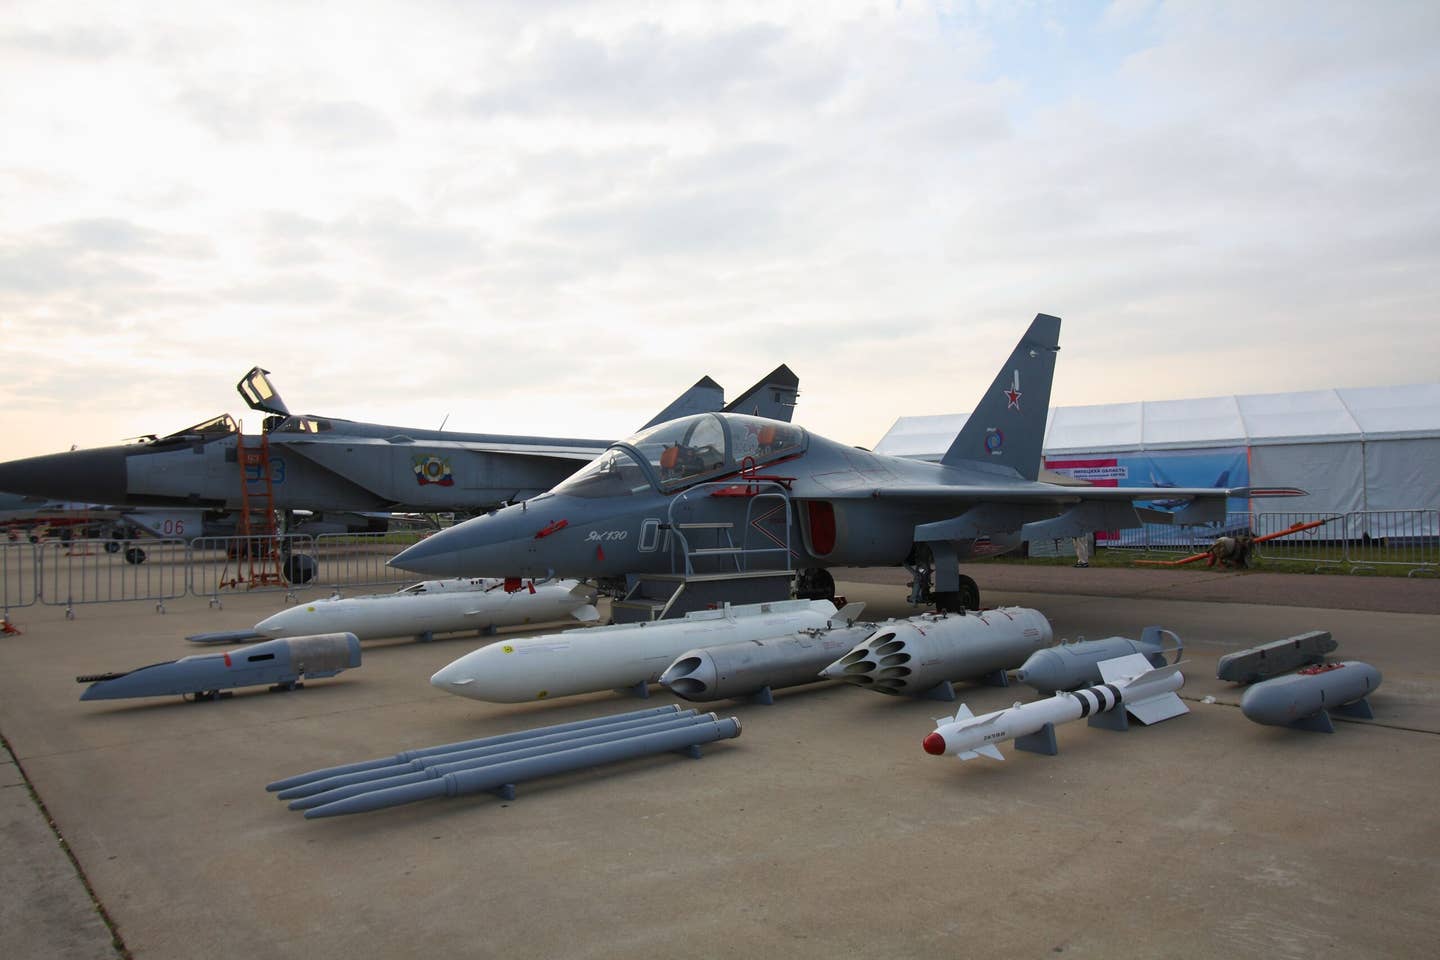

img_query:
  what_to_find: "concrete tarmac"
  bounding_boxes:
[1,568,1437,959]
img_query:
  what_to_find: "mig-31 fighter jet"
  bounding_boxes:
[0,365,799,522]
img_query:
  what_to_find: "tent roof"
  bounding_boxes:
[872,384,1440,459]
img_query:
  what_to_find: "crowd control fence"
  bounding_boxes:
[36,538,188,617]
[312,531,434,592]
[187,535,317,606]
[2,542,38,626]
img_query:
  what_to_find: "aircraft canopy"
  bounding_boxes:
[557,413,806,497]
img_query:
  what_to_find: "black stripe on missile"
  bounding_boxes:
[1102,684,1121,711]
[1076,687,1095,718]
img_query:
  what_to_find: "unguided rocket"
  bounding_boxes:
[922,653,1188,761]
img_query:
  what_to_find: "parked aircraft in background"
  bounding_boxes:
[0,365,799,523]
[391,314,1303,610]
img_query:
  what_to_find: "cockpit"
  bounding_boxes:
[271,416,334,434]
[152,414,239,444]
[554,413,806,499]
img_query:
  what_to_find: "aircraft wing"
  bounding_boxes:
[860,484,1304,503]
[795,476,1305,542]
[276,435,602,461]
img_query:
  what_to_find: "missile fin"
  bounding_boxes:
[571,604,601,623]
[1096,653,1156,684]
[940,703,976,725]
[1125,691,1189,725]
[829,602,867,627]
[958,744,1005,761]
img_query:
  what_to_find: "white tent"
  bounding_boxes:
[872,384,1440,516]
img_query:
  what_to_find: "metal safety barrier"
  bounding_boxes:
[36,539,188,618]
[188,534,317,605]
[312,531,433,592]
[1340,510,1439,575]
[2,542,39,625]
[1252,513,1347,567]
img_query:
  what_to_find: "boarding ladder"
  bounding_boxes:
[222,432,286,589]
[611,466,797,623]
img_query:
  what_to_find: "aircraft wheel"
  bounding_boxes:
[104,541,121,554]
[795,567,835,601]
[282,554,317,585]
[124,546,147,565]
[934,575,980,612]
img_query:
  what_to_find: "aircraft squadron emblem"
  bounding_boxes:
[413,455,455,486]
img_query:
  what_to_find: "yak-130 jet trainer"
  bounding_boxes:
[0,365,799,525]
[390,314,1304,611]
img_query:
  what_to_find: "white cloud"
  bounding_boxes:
[0,0,1435,461]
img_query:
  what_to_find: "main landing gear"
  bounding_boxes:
[905,545,980,612]
[795,567,836,602]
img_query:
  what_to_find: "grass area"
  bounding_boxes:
[994,548,1438,578]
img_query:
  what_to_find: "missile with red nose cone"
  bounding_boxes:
[922,653,1188,761]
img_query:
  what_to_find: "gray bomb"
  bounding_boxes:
[1240,660,1381,733]
[78,633,361,701]
[1015,627,1182,693]
[659,624,875,703]
[821,608,1052,700]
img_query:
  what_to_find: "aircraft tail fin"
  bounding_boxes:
[723,364,800,422]
[640,376,726,430]
[942,314,1061,481]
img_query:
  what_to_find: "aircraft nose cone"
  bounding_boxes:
[389,527,474,578]
[0,446,129,503]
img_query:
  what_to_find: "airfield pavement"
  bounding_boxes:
[1,563,1437,959]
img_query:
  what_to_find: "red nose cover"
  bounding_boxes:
[922,733,946,756]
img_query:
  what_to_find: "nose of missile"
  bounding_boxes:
[429,651,485,699]
[0,446,130,503]
[658,653,717,699]
[922,732,946,755]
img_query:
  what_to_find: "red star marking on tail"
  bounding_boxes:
[1004,387,1021,410]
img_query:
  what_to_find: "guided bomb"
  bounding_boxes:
[254,578,598,642]
[1015,627,1181,693]
[431,598,860,704]
[821,608,1052,700]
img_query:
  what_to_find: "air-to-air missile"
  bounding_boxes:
[430,598,861,703]
[254,578,598,643]
[922,653,1189,760]
[819,608,1053,700]
[659,616,876,704]
[1240,661,1381,733]
[78,633,361,701]
[1014,626,1182,694]
[1216,630,1337,684]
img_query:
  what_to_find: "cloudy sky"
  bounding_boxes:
[2,0,1436,460]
